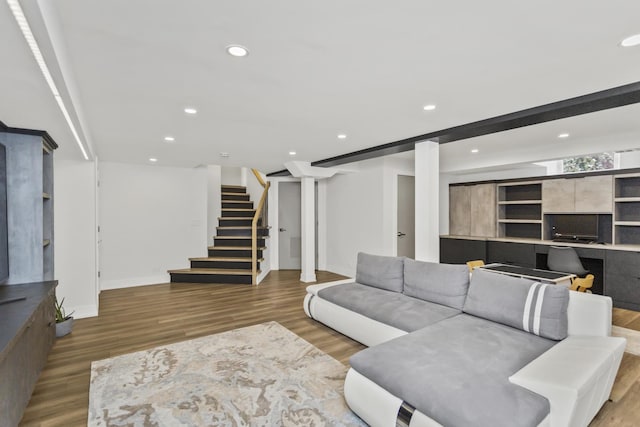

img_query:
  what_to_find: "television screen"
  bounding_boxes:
[552,214,599,240]
[0,142,8,283]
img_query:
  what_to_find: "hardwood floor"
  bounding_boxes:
[20,271,640,426]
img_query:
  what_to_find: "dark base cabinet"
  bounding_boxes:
[486,241,536,268]
[440,238,486,265]
[606,251,640,311]
[0,281,57,427]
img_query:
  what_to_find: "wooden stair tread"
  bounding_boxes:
[208,247,266,252]
[168,268,258,275]
[218,217,256,221]
[221,192,249,196]
[222,200,253,203]
[214,235,268,239]
[221,208,255,211]
[216,226,268,229]
[189,257,264,262]
[221,185,246,189]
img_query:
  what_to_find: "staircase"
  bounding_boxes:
[169,185,268,284]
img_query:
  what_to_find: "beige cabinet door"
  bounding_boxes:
[575,175,613,213]
[470,183,496,237]
[542,179,575,213]
[449,185,470,236]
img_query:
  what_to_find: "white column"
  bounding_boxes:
[300,176,317,282]
[415,140,440,262]
[317,180,327,271]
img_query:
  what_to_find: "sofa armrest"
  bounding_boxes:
[305,278,354,296]
[509,336,626,427]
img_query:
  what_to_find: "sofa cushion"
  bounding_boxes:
[350,314,556,427]
[403,259,470,309]
[355,252,404,292]
[464,269,569,340]
[317,283,460,332]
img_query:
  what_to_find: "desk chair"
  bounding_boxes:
[547,246,592,292]
[466,260,485,272]
[547,246,589,276]
[570,274,594,293]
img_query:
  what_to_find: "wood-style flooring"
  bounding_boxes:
[19,271,640,426]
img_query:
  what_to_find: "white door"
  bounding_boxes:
[397,175,415,258]
[278,182,301,269]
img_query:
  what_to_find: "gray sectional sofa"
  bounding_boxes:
[304,253,626,427]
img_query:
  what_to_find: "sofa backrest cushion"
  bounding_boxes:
[403,259,470,310]
[355,252,404,293]
[463,269,569,340]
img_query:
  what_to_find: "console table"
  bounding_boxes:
[0,281,57,427]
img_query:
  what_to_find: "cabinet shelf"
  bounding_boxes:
[615,197,640,202]
[498,200,542,205]
[615,221,640,226]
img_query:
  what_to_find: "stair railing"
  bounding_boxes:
[251,169,270,284]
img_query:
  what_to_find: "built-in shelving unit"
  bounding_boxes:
[614,174,640,245]
[497,181,542,239]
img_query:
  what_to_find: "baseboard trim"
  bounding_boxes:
[100,274,169,290]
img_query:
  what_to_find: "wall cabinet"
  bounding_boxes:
[605,250,640,310]
[449,184,496,237]
[0,131,56,283]
[542,176,612,213]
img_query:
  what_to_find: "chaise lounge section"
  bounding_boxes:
[304,253,626,427]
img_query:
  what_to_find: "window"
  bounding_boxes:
[562,152,614,173]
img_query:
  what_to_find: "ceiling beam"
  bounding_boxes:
[267,80,640,176]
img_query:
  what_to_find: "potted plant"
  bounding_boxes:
[55,296,74,337]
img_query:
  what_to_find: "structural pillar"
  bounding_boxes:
[415,140,440,262]
[300,176,317,282]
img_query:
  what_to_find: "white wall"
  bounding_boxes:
[54,158,98,318]
[221,166,242,186]
[99,162,207,289]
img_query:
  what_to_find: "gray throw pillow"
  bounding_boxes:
[355,252,404,293]
[403,259,470,310]
[463,269,569,340]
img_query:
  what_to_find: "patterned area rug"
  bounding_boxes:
[88,321,365,426]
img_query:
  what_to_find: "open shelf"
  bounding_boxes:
[497,182,542,238]
[614,175,640,244]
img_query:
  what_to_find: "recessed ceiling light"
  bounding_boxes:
[620,34,640,47]
[226,45,249,57]
[558,133,570,138]
[289,151,297,156]
[219,152,230,158]
[423,104,437,111]
[337,134,347,139]
[149,158,158,162]
[471,149,479,153]
[184,107,197,114]
[164,136,175,142]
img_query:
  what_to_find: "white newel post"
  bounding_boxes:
[415,140,440,262]
[300,176,317,282]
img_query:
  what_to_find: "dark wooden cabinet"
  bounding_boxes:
[440,237,486,265]
[0,281,57,427]
[605,250,640,310]
[487,241,536,268]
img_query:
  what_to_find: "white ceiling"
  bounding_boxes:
[1,1,640,173]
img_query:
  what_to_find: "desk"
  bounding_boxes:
[479,263,575,287]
